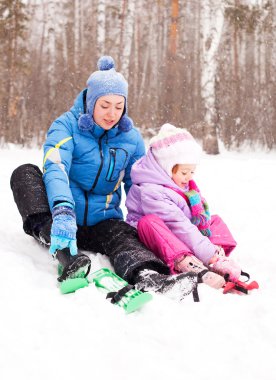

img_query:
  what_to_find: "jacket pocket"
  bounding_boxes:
[106,148,128,182]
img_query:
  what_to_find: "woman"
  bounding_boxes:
[10,56,197,299]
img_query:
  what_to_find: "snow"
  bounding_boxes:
[1,146,276,380]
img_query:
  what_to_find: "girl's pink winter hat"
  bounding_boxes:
[149,123,202,177]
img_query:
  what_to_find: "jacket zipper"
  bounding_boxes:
[83,131,107,225]
[90,131,107,191]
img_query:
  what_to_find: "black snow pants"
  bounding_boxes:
[10,164,169,283]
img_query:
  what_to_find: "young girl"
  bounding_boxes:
[126,123,241,289]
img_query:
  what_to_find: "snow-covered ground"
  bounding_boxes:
[1,145,276,380]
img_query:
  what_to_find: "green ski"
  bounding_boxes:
[58,266,152,314]
[90,268,152,313]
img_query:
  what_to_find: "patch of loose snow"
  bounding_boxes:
[0,146,275,380]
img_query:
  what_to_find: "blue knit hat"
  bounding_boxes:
[78,56,133,132]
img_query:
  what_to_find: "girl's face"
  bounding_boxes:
[172,164,196,189]
[93,95,125,130]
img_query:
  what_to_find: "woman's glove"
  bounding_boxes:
[49,202,78,256]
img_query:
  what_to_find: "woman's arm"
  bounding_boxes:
[43,113,75,210]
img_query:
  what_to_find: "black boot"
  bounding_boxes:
[29,214,52,247]
[134,269,198,301]
[56,248,91,282]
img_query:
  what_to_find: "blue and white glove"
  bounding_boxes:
[49,202,78,256]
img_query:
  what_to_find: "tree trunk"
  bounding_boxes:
[169,0,179,56]
[200,0,224,154]
[46,0,56,107]
[271,1,276,146]
[120,0,135,80]
[233,0,240,116]
[162,0,180,124]
[97,0,106,55]
[74,0,80,68]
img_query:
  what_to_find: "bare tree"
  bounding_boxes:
[97,0,106,54]
[200,0,225,154]
[120,0,135,80]
[162,0,181,124]
[1,0,275,150]
[74,0,81,68]
[46,0,56,107]
[0,0,29,144]
[272,0,276,145]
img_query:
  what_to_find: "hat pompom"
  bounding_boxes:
[118,115,133,132]
[97,56,115,71]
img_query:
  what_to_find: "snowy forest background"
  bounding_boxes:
[0,0,276,152]
[1,4,276,378]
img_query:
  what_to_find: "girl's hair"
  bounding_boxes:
[172,164,179,174]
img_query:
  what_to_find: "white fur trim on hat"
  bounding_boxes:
[150,123,202,177]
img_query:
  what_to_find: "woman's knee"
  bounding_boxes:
[11,163,42,186]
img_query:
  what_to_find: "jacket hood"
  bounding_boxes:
[70,89,133,134]
[131,148,180,188]
[70,90,85,119]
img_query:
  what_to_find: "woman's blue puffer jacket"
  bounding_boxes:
[43,90,145,226]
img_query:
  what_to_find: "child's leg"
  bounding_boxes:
[137,214,192,273]
[138,214,225,289]
[209,215,241,281]
[209,215,237,256]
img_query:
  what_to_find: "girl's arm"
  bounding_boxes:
[140,187,216,265]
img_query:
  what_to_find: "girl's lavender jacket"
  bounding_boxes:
[126,149,217,264]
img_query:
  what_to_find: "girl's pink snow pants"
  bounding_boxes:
[137,214,237,274]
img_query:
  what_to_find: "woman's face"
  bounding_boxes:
[93,95,125,130]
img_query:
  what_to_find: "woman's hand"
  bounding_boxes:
[49,202,78,256]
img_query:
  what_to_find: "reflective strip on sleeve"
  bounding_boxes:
[43,136,73,168]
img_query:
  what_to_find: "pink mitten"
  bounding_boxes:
[211,257,241,281]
